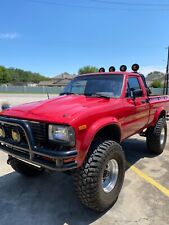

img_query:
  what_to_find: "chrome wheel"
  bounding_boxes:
[160,128,165,145]
[102,159,119,193]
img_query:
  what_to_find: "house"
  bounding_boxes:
[7,82,38,87]
[38,72,75,88]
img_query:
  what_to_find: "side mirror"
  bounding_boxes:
[146,88,152,96]
[131,89,143,100]
[1,103,10,111]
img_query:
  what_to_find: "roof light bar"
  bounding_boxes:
[109,66,116,72]
[99,67,105,72]
[132,64,139,72]
[120,65,127,72]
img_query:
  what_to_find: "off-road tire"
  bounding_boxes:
[74,140,125,212]
[10,158,44,176]
[146,117,167,154]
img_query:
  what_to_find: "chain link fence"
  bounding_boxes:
[0,86,63,94]
[0,86,168,95]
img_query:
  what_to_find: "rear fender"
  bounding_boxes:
[151,107,166,126]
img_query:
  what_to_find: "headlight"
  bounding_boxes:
[48,125,75,146]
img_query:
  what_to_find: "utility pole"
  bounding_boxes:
[163,46,169,95]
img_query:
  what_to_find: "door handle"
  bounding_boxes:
[141,99,149,104]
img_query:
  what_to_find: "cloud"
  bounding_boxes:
[0,32,20,40]
[141,65,165,76]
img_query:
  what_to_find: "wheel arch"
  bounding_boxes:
[76,118,122,167]
[92,124,121,144]
[151,107,166,126]
[86,124,122,158]
[158,110,166,119]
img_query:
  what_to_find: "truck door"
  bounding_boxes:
[123,77,149,137]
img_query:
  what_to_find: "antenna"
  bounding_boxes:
[163,46,169,95]
[45,86,50,99]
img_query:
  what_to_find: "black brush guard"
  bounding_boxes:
[0,116,77,171]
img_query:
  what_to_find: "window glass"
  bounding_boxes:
[126,77,143,98]
[71,80,87,94]
[128,77,141,90]
[62,74,124,98]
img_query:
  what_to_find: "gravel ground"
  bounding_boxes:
[0,93,57,107]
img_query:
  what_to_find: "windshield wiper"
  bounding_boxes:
[60,92,110,99]
[85,93,110,99]
[60,92,76,96]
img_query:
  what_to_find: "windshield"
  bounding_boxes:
[61,74,124,98]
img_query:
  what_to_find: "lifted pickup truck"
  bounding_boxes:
[0,66,169,212]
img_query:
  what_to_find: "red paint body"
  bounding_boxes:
[1,72,169,167]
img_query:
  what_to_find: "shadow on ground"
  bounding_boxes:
[122,137,157,169]
[0,137,158,225]
[0,171,105,225]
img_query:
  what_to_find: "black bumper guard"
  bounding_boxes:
[0,116,77,171]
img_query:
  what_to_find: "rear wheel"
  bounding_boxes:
[146,117,167,154]
[74,140,125,212]
[9,158,44,176]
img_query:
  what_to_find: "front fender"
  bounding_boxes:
[76,117,121,166]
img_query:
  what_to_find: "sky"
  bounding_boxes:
[0,0,169,77]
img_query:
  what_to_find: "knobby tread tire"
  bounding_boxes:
[146,117,167,154]
[10,158,44,177]
[74,140,125,212]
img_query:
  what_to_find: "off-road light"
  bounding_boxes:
[0,126,5,138]
[99,67,105,72]
[120,65,127,72]
[11,129,21,142]
[132,64,139,72]
[109,66,116,72]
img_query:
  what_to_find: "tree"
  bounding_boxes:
[146,71,164,81]
[0,66,12,84]
[0,65,49,84]
[150,80,163,88]
[78,65,98,75]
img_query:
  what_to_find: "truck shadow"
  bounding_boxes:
[122,137,157,169]
[0,170,105,225]
[0,137,158,225]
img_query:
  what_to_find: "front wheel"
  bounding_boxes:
[74,140,125,212]
[146,117,167,154]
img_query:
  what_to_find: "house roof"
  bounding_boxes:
[38,73,75,86]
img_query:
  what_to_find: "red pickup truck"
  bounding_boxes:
[0,67,169,212]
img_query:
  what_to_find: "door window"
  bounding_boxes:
[126,77,143,98]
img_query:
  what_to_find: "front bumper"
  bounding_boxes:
[0,116,77,171]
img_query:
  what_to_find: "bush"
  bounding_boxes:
[150,80,163,88]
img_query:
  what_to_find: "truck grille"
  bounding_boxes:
[29,122,47,146]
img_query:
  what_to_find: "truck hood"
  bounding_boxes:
[0,95,116,124]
